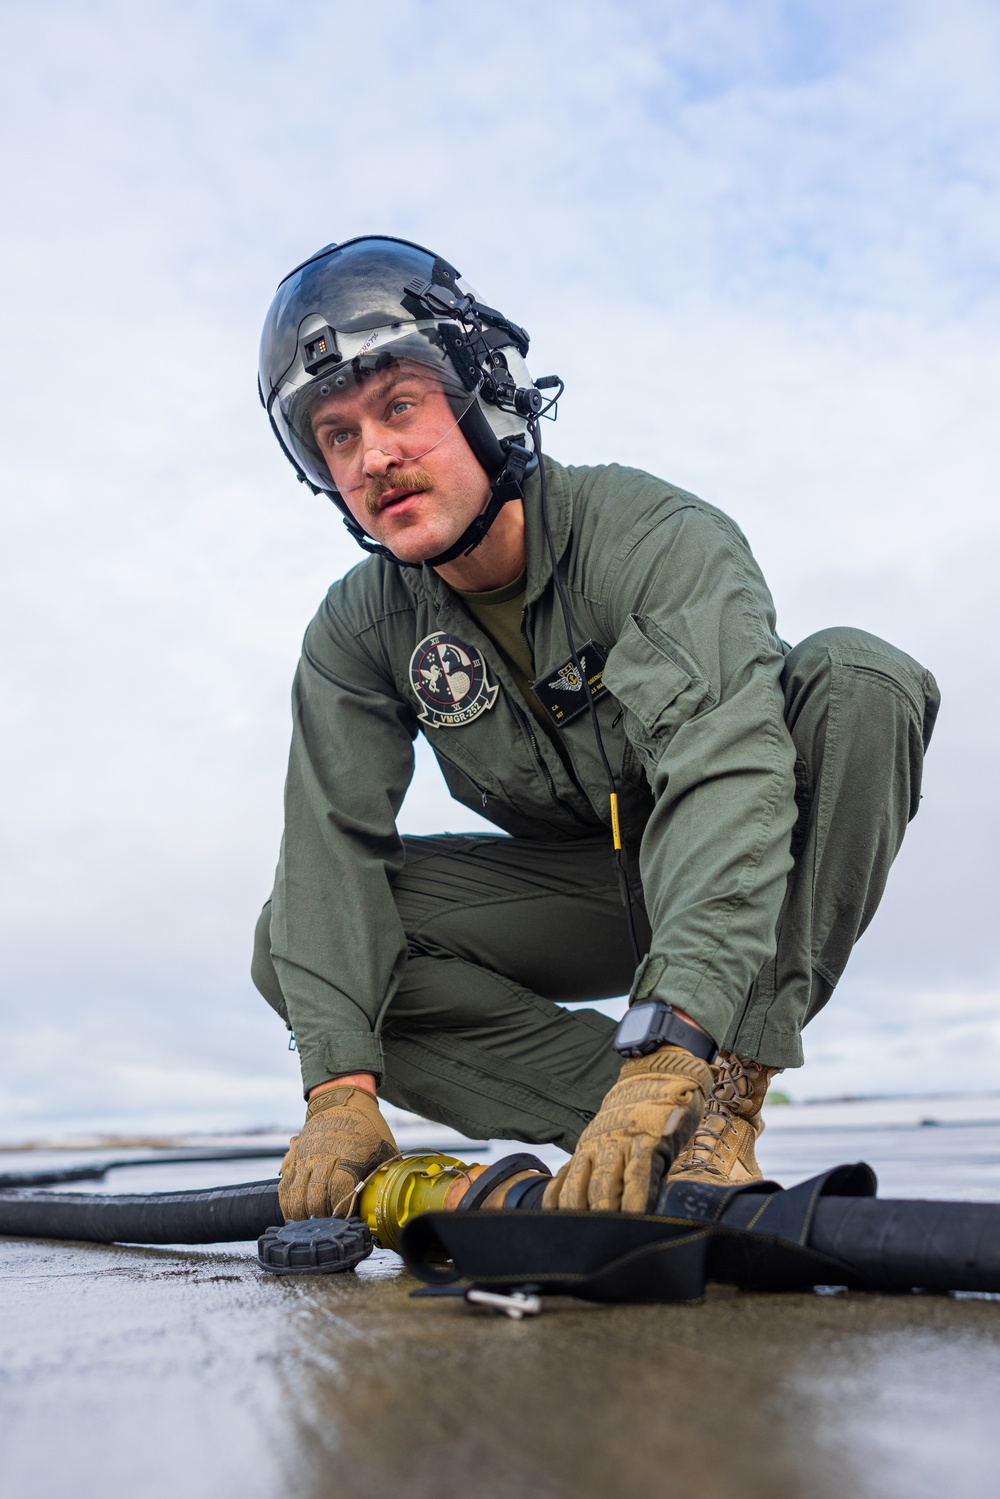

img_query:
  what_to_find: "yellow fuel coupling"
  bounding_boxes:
[356,1152,551,1252]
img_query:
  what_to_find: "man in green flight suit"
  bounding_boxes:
[252,236,939,1221]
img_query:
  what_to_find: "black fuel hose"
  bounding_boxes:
[808,1195,1000,1293]
[6,1162,1000,1299]
[0,1179,282,1245]
[0,1147,288,1190]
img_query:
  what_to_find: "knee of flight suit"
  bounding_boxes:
[251,898,290,1024]
[783,626,939,752]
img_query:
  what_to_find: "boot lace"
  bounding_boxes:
[679,1052,771,1169]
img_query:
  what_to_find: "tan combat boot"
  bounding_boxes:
[666,1050,779,1186]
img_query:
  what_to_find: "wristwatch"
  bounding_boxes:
[613,1000,717,1062]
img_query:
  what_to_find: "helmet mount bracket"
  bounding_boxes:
[301,326,342,376]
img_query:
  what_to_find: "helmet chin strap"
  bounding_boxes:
[339,442,533,569]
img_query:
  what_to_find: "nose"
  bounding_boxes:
[361,442,399,480]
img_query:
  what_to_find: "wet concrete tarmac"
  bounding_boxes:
[3,1114,1000,1499]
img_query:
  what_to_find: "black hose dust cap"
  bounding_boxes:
[257,1215,373,1274]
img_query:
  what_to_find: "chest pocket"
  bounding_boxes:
[604,614,717,757]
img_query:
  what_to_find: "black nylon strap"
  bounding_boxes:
[339,442,532,568]
[420,443,531,566]
[711,1163,878,1244]
[398,1165,896,1301]
[457,1153,551,1213]
[399,1205,853,1301]
[502,1175,550,1210]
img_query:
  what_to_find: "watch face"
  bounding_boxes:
[616,1004,655,1048]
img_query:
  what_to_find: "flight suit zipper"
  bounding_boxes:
[517,599,605,826]
[507,695,605,831]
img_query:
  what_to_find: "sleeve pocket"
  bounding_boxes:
[604,614,716,741]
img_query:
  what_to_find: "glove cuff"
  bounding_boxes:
[620,1044,713,1093]
[306,1084,378,1120]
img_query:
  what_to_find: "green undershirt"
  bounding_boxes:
[456,572,574,773]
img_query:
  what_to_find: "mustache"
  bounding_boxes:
[363,468,434,516]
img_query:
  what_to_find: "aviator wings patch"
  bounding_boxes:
[531,641,609,728]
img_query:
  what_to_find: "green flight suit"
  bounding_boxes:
[252,458,939,1151]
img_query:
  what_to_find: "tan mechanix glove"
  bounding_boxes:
[278,1085,399,1220]
[543,1045,713,1213]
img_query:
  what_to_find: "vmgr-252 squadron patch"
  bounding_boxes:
[409,632,499,729]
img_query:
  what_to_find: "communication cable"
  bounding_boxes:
[529,413,642,965]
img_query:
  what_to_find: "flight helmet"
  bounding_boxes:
[258,235,551,565]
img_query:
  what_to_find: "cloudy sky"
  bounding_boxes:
[1,0,998,1136]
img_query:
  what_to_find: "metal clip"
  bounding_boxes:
[464,1288,543,1320]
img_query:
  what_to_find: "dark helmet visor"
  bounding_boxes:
[259,236,464,397]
